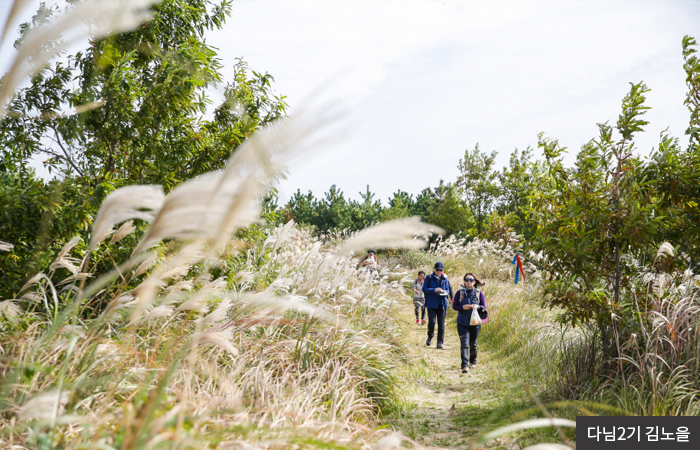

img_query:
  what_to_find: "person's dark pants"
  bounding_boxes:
[457,323,481,368]
[414,303,426,321]
[427,307,446,345]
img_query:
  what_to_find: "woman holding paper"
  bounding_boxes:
[452,272,488,374]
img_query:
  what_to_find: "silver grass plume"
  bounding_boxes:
[656,242,674,260]
[193,327,238,356]
[97,294,134,322]
[196,296,232,326]
[335,216,443,256]
[235,283,330,320]
[0,300,21,318]
[0,241,14,252]
[132,252,158,278]
[0,0,159,119]
[50,236,82,275]
[174,277,227,314]
[90,185,165,250]
[18,389,71,422]
[20,272,58,312]
[128,243,204,320]
[130,172,249,254]
[481,418,576,441]
[132,305,174,325]
[371,432,403,450]
[110,220,136,244]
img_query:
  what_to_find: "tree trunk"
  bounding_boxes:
[614,241,621,307]
[598,316,612,370]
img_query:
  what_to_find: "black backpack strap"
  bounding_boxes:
[429,274,439,288]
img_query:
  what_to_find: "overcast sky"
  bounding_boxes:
[2,0,700,205]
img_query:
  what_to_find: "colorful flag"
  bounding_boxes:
[512,253,526,284]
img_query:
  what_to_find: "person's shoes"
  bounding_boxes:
[416,319,420,325]
[469,363,477,368]
[461,367,468,374]
[421,319,426,325]
[436,343,443,349]
[426,338,432,346]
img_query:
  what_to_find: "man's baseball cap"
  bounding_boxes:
[434,262,444,270]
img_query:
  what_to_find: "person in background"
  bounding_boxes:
[422,262,452,349]
[413,271,426,325]
[361,249,378,274]
[452,272,487,374]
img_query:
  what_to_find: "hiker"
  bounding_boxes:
[361,249,378,274]
[422,262,453,349]
[413,271,426,325]
[452,272,488,374]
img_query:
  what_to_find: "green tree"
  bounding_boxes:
[1,0,286,188]
[350,185,383,230]
[529,82,660,360]
[283,185,386,232]
[457,145,500,235]
[496,147,543,240]
[315,185,353,231]
[412,187,438,223]
[0,0,286,298]
[381,190,413,221]
[426,182,475,238]
[0,171,95,298]
[642,36,700,270]
[283,190,319,227]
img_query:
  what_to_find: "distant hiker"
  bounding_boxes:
[422,262,453,349]
[452,272,488,374]
[413,271,426,325]
[361,249,378,274]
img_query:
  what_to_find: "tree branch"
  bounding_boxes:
[49,125,85,177]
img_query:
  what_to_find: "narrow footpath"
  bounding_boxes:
[387,293,521,450]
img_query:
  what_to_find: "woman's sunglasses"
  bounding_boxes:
[464,278,475,282]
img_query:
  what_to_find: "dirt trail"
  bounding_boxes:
[390,302,514,450]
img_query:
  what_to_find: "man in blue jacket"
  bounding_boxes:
[422,262,453,349]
